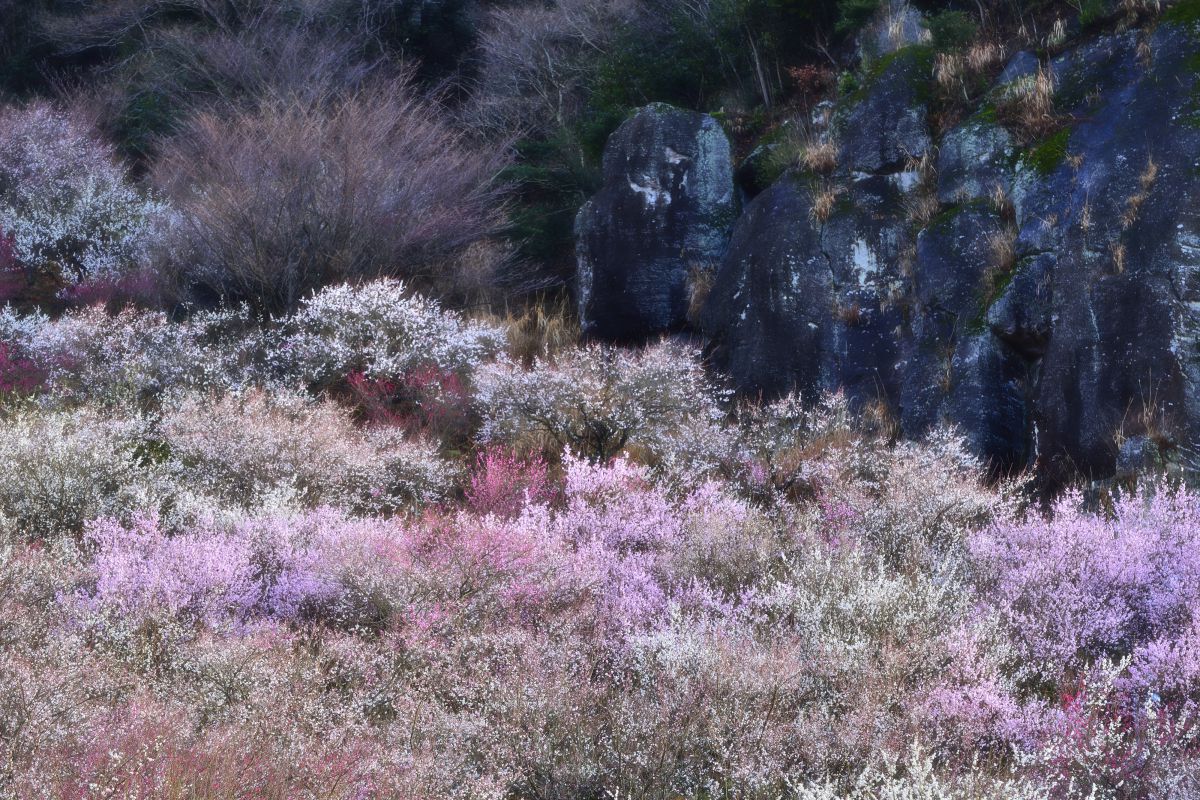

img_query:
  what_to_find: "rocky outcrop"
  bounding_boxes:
[590,11,1200,482]
[899,205,1032,466]
[1009,20,1200,481]
[936,118,1014,204]
[703,46,929,414]
[576,104,735,341]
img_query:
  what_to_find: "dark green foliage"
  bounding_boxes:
[0,0,52,95]
[500,133,603,289]
[587,0,845,122]
[366,0,481,82]
[926,10,979,51]
[836,0,883,34]
[586,17,724,146]
[1078,0,1115,27]
[1164,0,1200,25]
[1022,127,1070,175]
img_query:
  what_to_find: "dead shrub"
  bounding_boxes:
[154,79,510,313]
[467,0,639,136]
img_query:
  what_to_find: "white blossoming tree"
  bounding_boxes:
[0,102,167,291]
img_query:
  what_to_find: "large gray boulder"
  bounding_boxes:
[576,104,735,341]
[702,172,911,405]
[699,174,836,399]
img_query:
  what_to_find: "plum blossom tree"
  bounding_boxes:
[0,102,167,294]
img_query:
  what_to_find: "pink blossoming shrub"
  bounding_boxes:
[466,445,557,518]
[970,488,1200,685]
[0,340,45,395]
[347,365,476,442]
[78,513,342,627]
[0,229,15,271]
[57,266,165,310]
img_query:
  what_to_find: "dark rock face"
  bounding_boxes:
[701,16,1200,480]
[589,16,1200,482]
[1010,22,1200,481]
[986,253,1054,359]
[576,104,734,341]
[997,50,1040,86]
[701,172,910,406]
[901,206,1033,466]
[936,118,1014,204]
[837,48,933,175]
[699,175,835,399]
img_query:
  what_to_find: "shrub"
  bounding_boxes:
[1,304,267,406]
[0,102,167,295]
[927,10,980,53]
[0,340,44,397]
[474,341,727,462]
[278,278,505,389]
[468,0,641,137]
[970,487,1200,686]
[77,511,360,629]
[0,407,167,541]
[154,83,510,313]
[160,389,454,515]
[466,446,557,519]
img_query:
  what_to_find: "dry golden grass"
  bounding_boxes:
[1111,240,1128,274]
[990,184,1014,220]
[995,67,1058,143]
[488,298,580,366]
[1124,0,1163,23]
[1121,155,1158,230]
[987,227,1018,275]
[687,264,715,326]
[810,184,843,224]
[966,41,1006,75]
[763,125,837,179]
[1137,35,1154,66]
[978,223,1020,311]
[801,138,839,175]
[1045,17,1068,50]
[936,42,1006,101]
[935,52,967,100]
[902,152,939,229]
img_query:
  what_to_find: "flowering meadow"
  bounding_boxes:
[0,271,1193,799]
